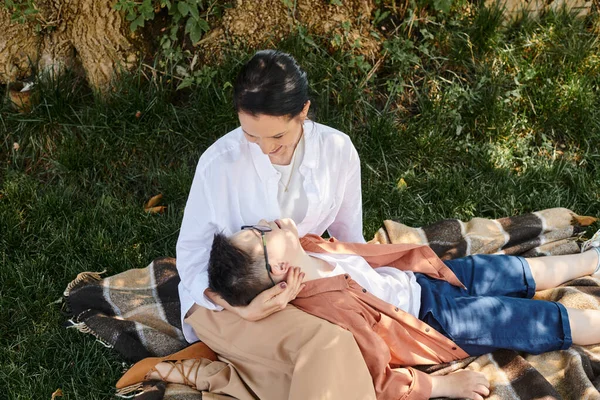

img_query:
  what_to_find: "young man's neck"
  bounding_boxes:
[291,252,335,282]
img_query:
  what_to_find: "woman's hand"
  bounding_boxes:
[205,265,306,322]
[430,370,490,400]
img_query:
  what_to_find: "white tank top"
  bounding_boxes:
[272,135,309,224]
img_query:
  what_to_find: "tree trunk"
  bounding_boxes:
[1,0,379,93]
[0,8,41,84]
[0,0,138,92]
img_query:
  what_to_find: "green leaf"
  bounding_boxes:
[178,1,190,16]
[197,18,209,32]
[189,3,200,20]
[189,19,203,43]
[170,25,179,37]
[177,77,194,90]
[185,16,196,34]
[433,0,452,13]
[130,14,145,32]
[23,7,39,16]
[140,0,154,18]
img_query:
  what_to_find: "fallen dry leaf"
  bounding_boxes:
[51,388,63,399]
[145,206,167,214]
[145,194,163,209]
[144,194,166,214]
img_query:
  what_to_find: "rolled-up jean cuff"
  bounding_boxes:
[556,302,573,350]
[517,256,537,298]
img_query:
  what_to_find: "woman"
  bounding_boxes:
[175,50,375,399]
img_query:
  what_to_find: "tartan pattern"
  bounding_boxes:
[62,207,600,399]
[64,258,187,362]
[371,207,594,258]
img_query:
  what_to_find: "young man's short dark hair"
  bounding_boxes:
[208,233,271,306]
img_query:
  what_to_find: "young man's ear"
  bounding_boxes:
[271,262,291,276]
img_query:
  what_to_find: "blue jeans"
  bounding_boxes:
[417,255,572,356]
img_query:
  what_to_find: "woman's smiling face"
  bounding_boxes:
[238,102,310,166]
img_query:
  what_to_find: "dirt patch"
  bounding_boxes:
[199,0,381,60]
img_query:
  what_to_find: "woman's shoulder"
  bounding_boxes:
[195,127,247,173]
[308,121,358,158]
[309,121,352,143]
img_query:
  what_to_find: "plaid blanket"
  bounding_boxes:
[371,207,596,257]
[63,257,187,361]
[62,207,600,399]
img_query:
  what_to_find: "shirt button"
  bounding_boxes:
[394,307,399,312]
[425,328,430,333]
[362,289,367,293]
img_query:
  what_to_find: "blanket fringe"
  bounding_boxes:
[63,270,107,297]
[66,318,114,349]
[115,383,144,398]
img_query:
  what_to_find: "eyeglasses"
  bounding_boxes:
[241,224,276,287]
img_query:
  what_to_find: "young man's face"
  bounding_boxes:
[231,218,301,274]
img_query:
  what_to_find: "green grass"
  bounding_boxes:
[2,5,600,399]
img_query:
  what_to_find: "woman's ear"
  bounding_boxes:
[300,100,311,120]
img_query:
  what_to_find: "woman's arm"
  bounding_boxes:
[176,169,222,310]
[178,168,306,321]
[178,178,305,320]
[327,142,365,243]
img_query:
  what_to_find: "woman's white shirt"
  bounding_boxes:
[176,120,364,342]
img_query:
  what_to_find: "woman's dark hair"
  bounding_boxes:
[233,50,309,118]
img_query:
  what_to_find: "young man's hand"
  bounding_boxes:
[430,370,490,400]
[205,265,305,321]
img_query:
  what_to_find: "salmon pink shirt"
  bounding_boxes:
[296,235,470,400]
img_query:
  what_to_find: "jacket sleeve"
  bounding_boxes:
[349,313,433,400]
[327,141,365,243]
[175,166,222,311]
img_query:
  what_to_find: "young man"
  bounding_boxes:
[206,218,600,400]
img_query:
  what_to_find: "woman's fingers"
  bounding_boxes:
[262,280,289,300]
[266,267,304,308]
[285,267,304,299]
[287,266,302,287]
[241,266,307,320]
